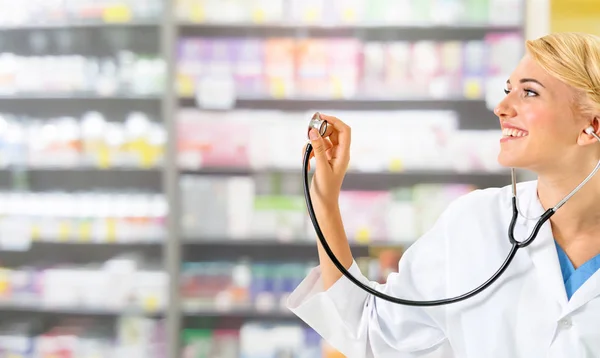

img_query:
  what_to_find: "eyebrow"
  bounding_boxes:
[506,78,546,88]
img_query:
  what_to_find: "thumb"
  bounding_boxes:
[309,128,330,168]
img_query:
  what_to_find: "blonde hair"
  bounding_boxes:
[526,32,600,118]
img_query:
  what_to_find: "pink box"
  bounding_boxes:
[338,191,392,243]
[177,110,251,169]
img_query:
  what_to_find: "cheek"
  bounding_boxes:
[521,106,570,141]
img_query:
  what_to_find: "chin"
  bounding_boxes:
[497,152,530,169]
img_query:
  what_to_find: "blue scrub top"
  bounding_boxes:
[555,241,600,300]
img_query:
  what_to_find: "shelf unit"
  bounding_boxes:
[0,1,529,357]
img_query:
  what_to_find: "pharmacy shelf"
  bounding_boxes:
[0,301,162,318]
[339,170,511,190]
[0,101,162,119]
[0,168,511,193]
[0,19,160,30]
[184,307,295,319]
[0,94,163,117]
[179,97,498,130]
[0,168,162,191]
[179,21,521,30]
[180,96,484,108]
[0,93,161,100]
[0,241,163,267]
[184,239,403,248]
[182,168,511,191]
[182,309,304,331]
[182,239,397,261]
[0,0,527,355]
[0,1,175,356]
[179,21,522,40]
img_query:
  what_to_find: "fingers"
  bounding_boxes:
[323,138,334,160]
[309,128,331,171]
[304,113,349,173]
[303,138,333,171]
[317,113,351,167]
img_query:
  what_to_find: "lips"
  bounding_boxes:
[501,122,528,139]
[500,123,528,143]
[502,128,528,138]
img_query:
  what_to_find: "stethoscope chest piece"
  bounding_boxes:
[308,112,330,139]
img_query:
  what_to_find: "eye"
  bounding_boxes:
[524,89,538,97]
[503,88,539,97]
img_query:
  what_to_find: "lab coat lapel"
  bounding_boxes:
[518,182,600,314]
[565,268,600,314]
[518,184,569,308]
[523,222,568,306]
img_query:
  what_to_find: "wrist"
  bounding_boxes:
[311,198,340,217]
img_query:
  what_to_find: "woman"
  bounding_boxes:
[287,32,600,357]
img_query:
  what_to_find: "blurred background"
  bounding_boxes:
[0,0,596,357]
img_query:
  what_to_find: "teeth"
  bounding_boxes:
[502,128,528,137]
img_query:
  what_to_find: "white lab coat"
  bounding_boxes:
[287,180,600,358]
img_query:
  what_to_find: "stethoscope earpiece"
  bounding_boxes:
[585,126,600,142]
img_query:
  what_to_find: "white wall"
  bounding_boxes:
[525,0,551,39]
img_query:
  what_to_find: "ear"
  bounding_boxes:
[578,116,600,145]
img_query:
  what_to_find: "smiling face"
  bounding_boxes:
[494,54,596,174]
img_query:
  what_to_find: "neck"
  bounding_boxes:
[537,159,600,244]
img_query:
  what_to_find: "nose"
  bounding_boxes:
[494,95,517,119]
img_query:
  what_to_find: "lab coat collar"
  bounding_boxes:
[518,180,600,315]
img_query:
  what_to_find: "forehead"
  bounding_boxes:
[509,54,572,93]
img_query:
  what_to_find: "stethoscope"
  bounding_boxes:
[302,112,600,306]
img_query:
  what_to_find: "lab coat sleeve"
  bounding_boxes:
[287,200,456,358]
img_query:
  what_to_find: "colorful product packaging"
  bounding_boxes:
[177,38,208,97]
[386,187,417,242]
[329,0,365,24]
[385,42,412,98]
[328,38,361,99]
[337,191,392,243]
[250,195,307,241]
[177,110,251,169]
[410,41,442,98]
[264,38,296,98]
[439,41,464,97]
[412,183,476,236]
[288,0,326,23]
[361,42,387,97]
[464,0,489,23]
[295,39,330,98]
[250,0,285,23]
[462,40,487,99]
[233,38,265,97]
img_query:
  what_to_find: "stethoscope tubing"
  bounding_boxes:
[303,125,600,306]
[304,142,528,306]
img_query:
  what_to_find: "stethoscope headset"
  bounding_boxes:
[303,112,600,306]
